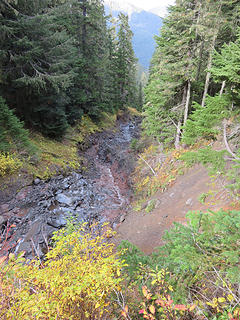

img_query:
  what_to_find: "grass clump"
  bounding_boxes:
[24,113,117,179]
[27,132,81,179]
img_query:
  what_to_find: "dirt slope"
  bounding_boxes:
[115,164,238,254]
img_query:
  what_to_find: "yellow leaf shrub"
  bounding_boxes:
[0,153,22,176]
[1,224,124,320]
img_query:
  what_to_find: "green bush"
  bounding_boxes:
[182,94,231,145]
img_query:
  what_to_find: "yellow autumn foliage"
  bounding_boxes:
[0,223,124,320]
[0,153,22,176]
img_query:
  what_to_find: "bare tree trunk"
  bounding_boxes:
[196,40,205,82]
[175,121,181,149]
[223,119,240,160]
[201,1,223,107]
[174,84,187,148]
[184,80,191,126]
[201,34,217,107]
[220,80,226,96]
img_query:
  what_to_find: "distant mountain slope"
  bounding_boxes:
[104,0,162,69]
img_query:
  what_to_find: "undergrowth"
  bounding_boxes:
[119,209,240,320]
[0,153,22,177]
[132,141,208,206]
[0,210,239,320]
[0,223,124,320]
[0,112,118,180]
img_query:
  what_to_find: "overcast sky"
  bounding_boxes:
[127,0,175,10]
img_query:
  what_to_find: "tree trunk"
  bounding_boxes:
[175,121,181,149]
[223,119,240,160]
[174,84,188,148]
[195,40,205,82]
[201,34,217,107]
[201,1,223,107]
[183,80,191,126]
[220,80,226,96]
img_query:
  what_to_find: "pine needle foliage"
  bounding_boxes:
[180,146,226,174]
[182,94,231,145]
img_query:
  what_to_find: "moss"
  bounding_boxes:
[0,111,118,180]
[24,112,117,179]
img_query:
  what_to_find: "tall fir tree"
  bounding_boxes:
[114,13,137,109]
[0,0,77,137]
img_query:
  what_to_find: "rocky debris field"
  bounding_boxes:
[0,118,140,259]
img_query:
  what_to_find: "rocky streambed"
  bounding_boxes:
[0,117,140,259]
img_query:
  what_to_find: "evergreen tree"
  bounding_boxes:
[0,96,33,153]
[143,0,240,147]
[114,13,137,109]
[137,82,144,110]
[211,30,240,105]
[0,0,77,137]
[0,0,139,139]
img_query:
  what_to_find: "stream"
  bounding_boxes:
[0,117,140,259]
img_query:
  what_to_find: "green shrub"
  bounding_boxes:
[180,146,226,174]
[182,95,231,145]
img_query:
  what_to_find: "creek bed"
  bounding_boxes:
[0,117,140,259]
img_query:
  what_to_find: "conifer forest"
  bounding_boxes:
[0,0,240,319]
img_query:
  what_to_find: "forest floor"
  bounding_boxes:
[115,161,239,254]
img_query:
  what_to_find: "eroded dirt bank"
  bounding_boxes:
[115,163,239,254]
[0,116,140,259]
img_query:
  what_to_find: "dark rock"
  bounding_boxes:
[1,118,140,259]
